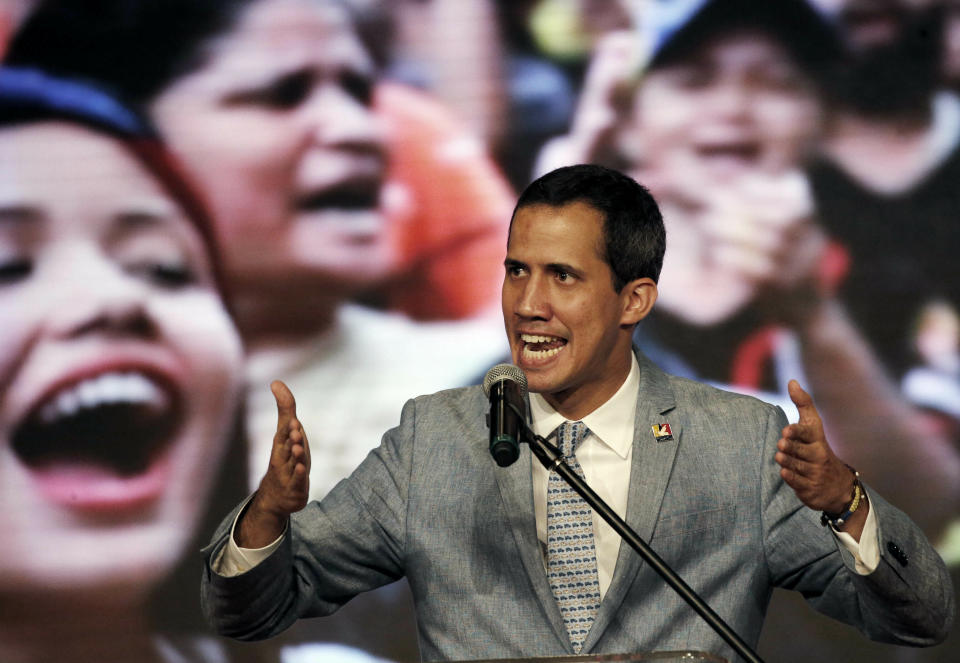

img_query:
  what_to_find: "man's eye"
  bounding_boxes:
[0,258,33,284]
[555,271,570,282]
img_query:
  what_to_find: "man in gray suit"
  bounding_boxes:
[202,164,953,661]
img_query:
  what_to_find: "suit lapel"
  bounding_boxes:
[584,349,681,651]
[492,425,570,646]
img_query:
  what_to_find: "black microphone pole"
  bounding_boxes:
[522,428,766,663]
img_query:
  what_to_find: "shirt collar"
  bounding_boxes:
[528,354,639,459]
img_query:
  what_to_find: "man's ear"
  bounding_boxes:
[620,278,658,326]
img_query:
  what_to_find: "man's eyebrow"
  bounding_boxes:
[546,262,579,275]
[504,257,526,268]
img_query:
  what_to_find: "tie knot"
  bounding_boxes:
[557,420,588,457]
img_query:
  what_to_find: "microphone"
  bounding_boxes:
[482,364,528,467]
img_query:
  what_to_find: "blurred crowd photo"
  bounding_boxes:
[0,1,958,661]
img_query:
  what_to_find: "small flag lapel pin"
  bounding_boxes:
[651,423,673,442]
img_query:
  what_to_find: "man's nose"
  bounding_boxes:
[514,277,551,320]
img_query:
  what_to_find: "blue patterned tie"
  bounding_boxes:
[547,420,601,653]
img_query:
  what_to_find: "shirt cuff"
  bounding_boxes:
[832,503,879,575]
[211,499,287,577]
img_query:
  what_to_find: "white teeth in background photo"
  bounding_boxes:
[37,372,166,424]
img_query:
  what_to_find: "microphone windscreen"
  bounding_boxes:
[482,363,527,396]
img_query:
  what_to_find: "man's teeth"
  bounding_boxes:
[520,333,566,359]
[520,334,562,344]
[38,372,165,424]
[523,345,564,359]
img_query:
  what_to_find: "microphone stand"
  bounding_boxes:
[522,426,765,663]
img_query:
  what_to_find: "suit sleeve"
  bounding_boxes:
[759,403,955,645]
[199,398,418,640]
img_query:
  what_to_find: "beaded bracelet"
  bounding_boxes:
[820,466,867,529]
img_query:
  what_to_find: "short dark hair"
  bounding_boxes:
[511,164,666,291]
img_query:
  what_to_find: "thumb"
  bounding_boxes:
[787,379,818,425]
[271,380,297,432]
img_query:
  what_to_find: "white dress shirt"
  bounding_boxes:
[217,354,879,581]
[529,354,640,599]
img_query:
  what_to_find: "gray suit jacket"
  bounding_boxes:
[201,350,954,661]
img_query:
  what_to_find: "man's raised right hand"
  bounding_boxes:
[235,380,310,549]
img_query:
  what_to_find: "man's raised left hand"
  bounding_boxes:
[776,380,868,539]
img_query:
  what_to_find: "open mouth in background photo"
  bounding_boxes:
[11,368,184,513]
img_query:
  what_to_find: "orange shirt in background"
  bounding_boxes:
[376,81,515,321]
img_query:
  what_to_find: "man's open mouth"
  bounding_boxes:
[11,371,182,479]
[521,333,567,360]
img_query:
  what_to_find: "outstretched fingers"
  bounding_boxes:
[260,381,311,514]
[272,379,297,432]
[270,381,307,458]
[286,425,310,485]
[775,380,852,512]
[235,382,313,547]
[777,381,826,475]
[787,379,824,432]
